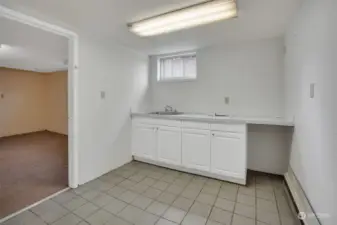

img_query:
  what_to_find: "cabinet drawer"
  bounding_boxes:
[210,123,246,133]
[133,118,158,126]
[133,118,181,127]
[182,121,210,130]
[155,119,181,127]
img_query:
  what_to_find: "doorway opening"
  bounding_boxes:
[0,5,78,221]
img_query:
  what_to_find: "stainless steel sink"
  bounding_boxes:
[149,111,184,115]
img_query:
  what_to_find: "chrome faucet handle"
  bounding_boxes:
[164,105,174,112]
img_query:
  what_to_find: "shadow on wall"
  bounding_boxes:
[76,38,151,185]
[247,124,294,175]
[109,117,133,168]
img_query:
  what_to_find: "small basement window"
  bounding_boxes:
[157,53,197,82]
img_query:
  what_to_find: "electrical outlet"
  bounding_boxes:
[100,91,106,99]
[224,96,230,105]
[310,83,315,99]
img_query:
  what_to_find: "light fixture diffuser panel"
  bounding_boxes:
[129,0,237,36]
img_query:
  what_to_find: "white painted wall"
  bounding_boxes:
[149,37,291,175]
[46,71,68,135]
[247,125,292,175]
[77,37,150,184]
[0,6,151,186]
[150,37,285,118]
[285,0,337,224]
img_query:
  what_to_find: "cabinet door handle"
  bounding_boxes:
[213,134,240,139]
[184,132,208,137]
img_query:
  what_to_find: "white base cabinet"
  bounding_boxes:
[211,131,246,179]
[132,124,157,160]
[132,118,247,185]
[182,128,211,172]
[157,126,182,165]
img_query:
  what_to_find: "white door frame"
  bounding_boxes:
[0,5,79,188]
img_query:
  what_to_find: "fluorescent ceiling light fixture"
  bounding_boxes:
[0,44,11,51]
[128,0,237,36]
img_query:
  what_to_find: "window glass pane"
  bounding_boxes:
[183,56,196,78]
[161,58,172,79]
[172,58,183,78]
[158,53,196,81]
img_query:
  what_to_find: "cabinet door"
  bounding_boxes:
[182,128,211,171]
[211,131,246,178]
[157,126,182,165]
[132,124,157,160]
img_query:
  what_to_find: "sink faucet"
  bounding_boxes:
[164,105,174,112]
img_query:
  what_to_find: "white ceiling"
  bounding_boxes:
[0,17,68,72]
[0,0,302,55]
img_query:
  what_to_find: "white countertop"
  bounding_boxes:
[131,112,294,127]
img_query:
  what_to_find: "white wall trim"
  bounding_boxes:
[0,64,68,73]
[0,5,79,188]
[285,166,321,225]
[0,6,76,38]
[0,188,69,224]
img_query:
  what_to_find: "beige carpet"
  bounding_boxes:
[0,131,68,219]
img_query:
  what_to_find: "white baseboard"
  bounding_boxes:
[284,167,321,225]
[0,188,69,224]
[0,130,46,138]
[45,129,68,136]
[0,130,68,138]
[133,156,246,185]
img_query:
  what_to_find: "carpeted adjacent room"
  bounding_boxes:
[0,131,68,218]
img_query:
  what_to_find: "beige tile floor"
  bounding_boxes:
[1,161,301,225]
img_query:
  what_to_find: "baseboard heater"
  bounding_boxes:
[284,166,321,225]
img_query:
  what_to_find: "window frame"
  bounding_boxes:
[156,52,197,82]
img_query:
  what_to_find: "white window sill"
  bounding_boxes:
[157,78,196,83]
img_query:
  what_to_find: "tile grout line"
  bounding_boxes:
[172,177,197,224]
[100,168,236,225]
[184,180,205,224]
[204,180,219,225]
[230,182,240,225]
[178,183,196,224]
[117,171,184,224]
[67,174,143,224]
[135,166,182,223]
[151,175,183,224]
[125,165,284,225]
[87,169,152,224]
[2,163,293,225]
[0,187,70,224]
[274,181,283,225]
[255,175,258,225]
[32,189,83,225]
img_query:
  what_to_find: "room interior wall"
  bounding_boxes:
[149,37,291,175]
[247,125,293,175]
[0,67,47,137]
[150,37,285,118]
[285,0,336,224]
[77,37,150,184]
[46,71,68,135]
[0,68,68,137]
